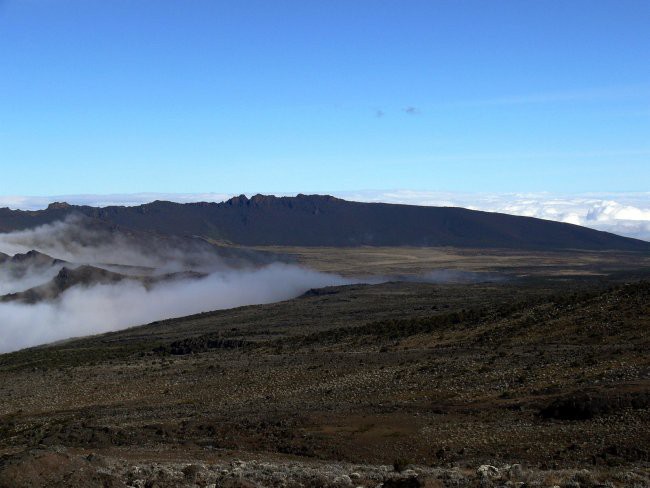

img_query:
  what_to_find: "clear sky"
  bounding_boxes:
[1,0,649,196]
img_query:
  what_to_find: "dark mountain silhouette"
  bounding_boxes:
[1,194,649,251]
[0,203,75,233]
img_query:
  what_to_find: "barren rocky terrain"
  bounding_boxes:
[0,247,649,487]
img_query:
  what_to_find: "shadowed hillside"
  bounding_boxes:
[1,195,649,251]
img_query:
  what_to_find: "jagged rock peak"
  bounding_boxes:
[225,194,279,206]
[47,202,72,210]
[225,193,341,207]
[226,194,250,206]
[294,194,340,202]
[10,250,53,262]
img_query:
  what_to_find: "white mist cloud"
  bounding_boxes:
[0,264,348,354]
[0,215,252,273]
[0,219,351,353]
[0,261,65,296]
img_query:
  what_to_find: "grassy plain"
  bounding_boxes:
[258,246,650,277]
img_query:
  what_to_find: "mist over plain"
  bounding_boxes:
[0,217,350,353]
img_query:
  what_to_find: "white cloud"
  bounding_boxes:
[0,218,352,353]
[0,264,350,353]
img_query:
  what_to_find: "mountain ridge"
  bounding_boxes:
[0,264,208,304]
[1,194,649,251]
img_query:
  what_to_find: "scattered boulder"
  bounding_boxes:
[477,465,500,479]
[333,474,353,487]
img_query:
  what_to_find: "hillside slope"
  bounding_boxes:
[0,277,648,481]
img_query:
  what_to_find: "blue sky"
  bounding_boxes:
[1,0,649,195]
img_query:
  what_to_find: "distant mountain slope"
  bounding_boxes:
[0,203,75,233]
[0,265,127,303]
[0,264,207,304]
[7,250,65,268]
[0,250,65,279]
[1,194,649,251]
[0,209,289,268]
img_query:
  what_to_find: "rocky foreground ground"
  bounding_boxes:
[1,259,649,487]
[1,446,649,487]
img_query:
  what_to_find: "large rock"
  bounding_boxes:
[477,465,500,479]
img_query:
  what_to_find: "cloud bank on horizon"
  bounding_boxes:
[1,191,649,241]
[339,191,650,242]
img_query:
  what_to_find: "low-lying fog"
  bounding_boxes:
[0,217,350,353]
[0,216,503,354]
